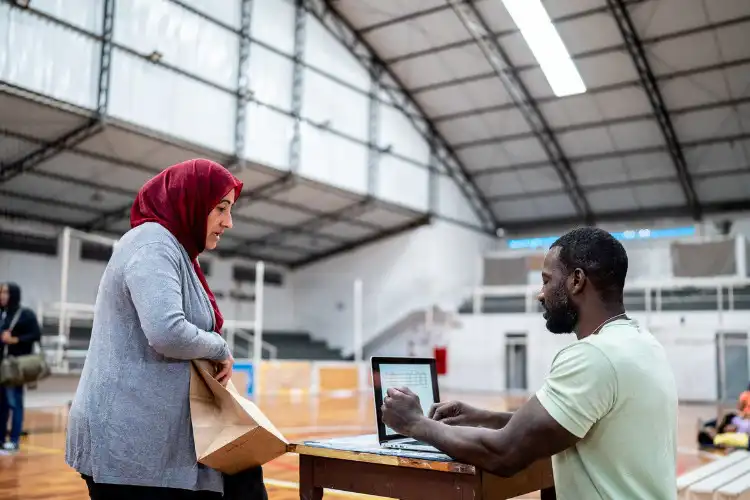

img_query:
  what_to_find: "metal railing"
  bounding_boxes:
[468,276,750,315]
[224,324,278,360]
[35,304,278,373]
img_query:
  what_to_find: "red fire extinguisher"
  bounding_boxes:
[433,346,447,375]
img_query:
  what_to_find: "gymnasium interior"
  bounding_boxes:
[1,0,750,498]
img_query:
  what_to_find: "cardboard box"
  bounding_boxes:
[190,360,288,474]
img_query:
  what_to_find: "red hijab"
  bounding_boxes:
[130,159,243,332]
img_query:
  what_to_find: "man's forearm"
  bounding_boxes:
[481,410,513,430]
[411,417,522,477]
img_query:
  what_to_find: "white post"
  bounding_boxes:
[353,279,364,391]
[253,261,265,395]
[57,227,71,367]
[736,235,747,278]
[353,279,363,362]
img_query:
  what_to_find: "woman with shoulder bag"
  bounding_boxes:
[0,282,42,451]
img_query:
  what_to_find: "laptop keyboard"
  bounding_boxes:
[402,439,434,447]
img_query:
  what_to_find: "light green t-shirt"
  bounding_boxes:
[536,319,678,500]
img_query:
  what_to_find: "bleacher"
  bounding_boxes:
[232,331,346,360]
[676,450,750,499]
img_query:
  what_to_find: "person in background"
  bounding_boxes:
[0,282,42,451]
[738,382,750,418]
[381,227,679,500]
[65,159,248,500]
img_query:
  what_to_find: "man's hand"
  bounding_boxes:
[214,352,234,387]
[429,401,492,427]
[381,387,426,436]
[1,330,18,345]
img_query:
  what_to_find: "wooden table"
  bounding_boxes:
[290,434,555,500]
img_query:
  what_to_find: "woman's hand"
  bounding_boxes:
[1,330,18,344]
[214,352,234,387]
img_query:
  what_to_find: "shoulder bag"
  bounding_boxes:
[0,308,51,387]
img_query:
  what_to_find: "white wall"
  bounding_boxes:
[440,310,750,402]
[292,219,495,355]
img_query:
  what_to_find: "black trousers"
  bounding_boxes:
[82,475,221,500]
[83,467,268,500]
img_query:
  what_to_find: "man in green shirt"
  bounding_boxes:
[382,227,678,499]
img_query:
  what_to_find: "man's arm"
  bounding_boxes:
[383,342,617,477]
[483,411,513,429]
[429,401,513,429]
[413,396,578,477]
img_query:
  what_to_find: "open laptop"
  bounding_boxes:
[371,356,441,453]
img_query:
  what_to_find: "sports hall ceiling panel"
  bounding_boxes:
[227,220,278,240]
[686,140,750,176]
[481,166,564,199]
[233,166,287,194]
[630,182,687,209]
[436,108,530,144]
[362,8,471,60]
[0,88,89,141]
[269,180,365,213]
[3,173,133,213]
[0,135,38,163]
[329,0,750,229]
[237,201,313,226]
[457,138,549,172]
[356,204,422,228]
[316,221,381,240]
[341,0,448,28]
[74,124,233,173]
[492,194,578,222]
[0,190,95,226]
[418,78,514,118]
[695,173,750,204]
[389,44,494,90]
[33,151,154,193]
[673,106,746,143]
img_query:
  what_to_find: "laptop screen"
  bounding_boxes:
[371,357,440,442]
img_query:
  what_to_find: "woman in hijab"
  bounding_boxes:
[0,281,42,451]
[65,159,247,499]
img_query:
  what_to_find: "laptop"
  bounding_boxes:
[371,356,441,453]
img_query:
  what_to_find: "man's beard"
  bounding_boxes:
[542,285,578,334]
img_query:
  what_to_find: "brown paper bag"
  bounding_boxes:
[189,359,288,474]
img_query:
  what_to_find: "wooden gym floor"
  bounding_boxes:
[0,389,716,499]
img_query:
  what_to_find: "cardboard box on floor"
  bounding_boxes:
[189,360,288,474]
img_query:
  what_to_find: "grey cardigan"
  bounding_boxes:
[65,222,230,493]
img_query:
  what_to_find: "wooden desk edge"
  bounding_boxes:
[288,443,478,475]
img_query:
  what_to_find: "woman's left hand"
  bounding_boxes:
[214,352,234,387]
[1,330,18,344]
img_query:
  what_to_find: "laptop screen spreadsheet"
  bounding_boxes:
[379,363,435,436]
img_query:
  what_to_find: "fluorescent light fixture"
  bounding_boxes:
[501,0,586,97]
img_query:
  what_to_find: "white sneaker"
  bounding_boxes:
[2,442,18,451]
